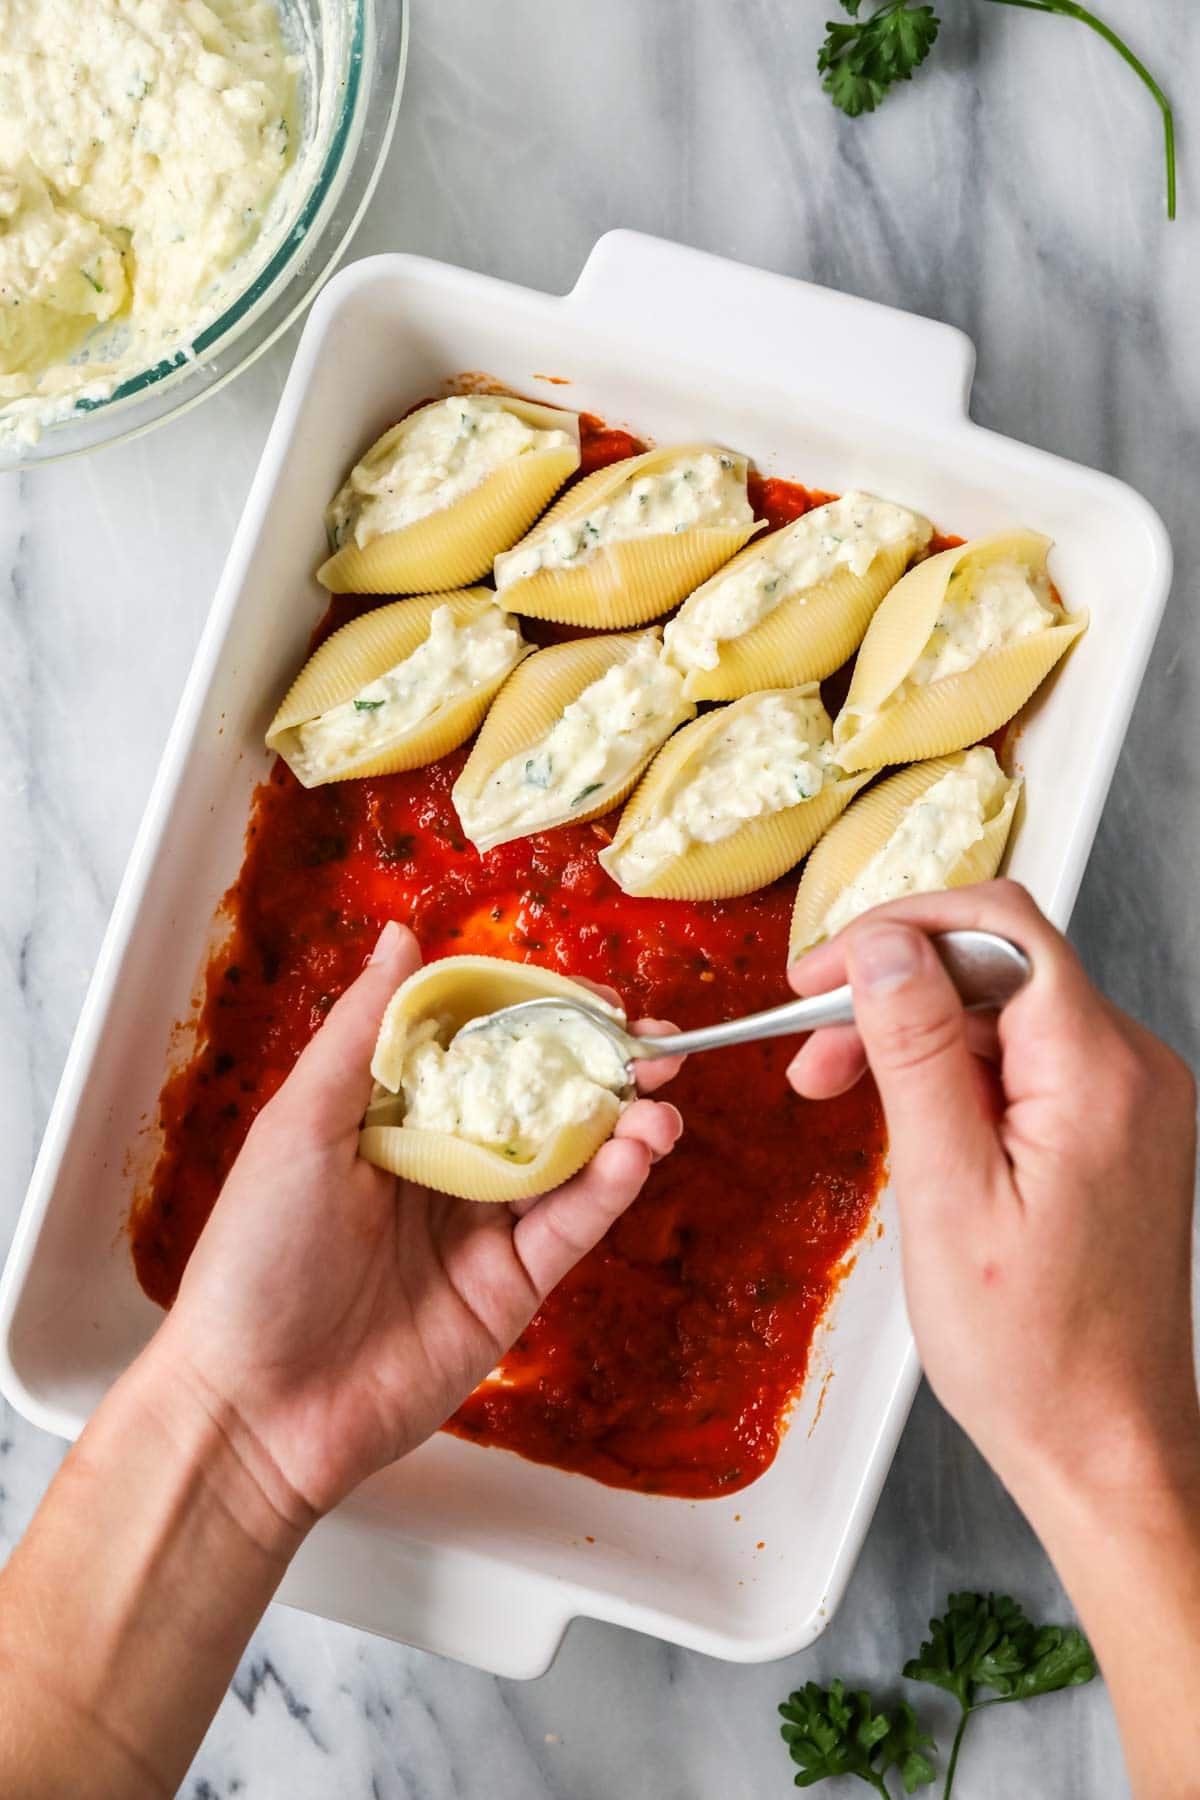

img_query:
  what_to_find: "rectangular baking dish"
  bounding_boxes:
[0,232,1171,1678]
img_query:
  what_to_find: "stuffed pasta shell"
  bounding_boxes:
[266,590,529,787]
[833,530,1087,772]
[662,491,932,699]
[453,629,695,852]
[492,444,763,628]
[788,747,1021,959]
[318,395,581,594]
[599,687,869,901]
[359,957,631,1202]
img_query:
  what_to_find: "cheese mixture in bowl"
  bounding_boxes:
[1,1,299,415]
[0,0,407,458]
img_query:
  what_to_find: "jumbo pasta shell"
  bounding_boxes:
[834,530,1088,772]
[452,630,695,851]
[318,397,581,594]
[598,690,871,902]
[668,536,921,702]
[266,590,529,787]
[492,444,764,628]
[788,751,1021,959]
[359,957,626,1203]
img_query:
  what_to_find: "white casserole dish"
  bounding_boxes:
[0,232,1171,1678]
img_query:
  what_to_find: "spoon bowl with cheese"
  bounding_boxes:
[2,0,408,464]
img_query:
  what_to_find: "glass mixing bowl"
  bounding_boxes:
[1,0,408,469]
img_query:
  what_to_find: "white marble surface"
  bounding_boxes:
[1,1,1197,1794]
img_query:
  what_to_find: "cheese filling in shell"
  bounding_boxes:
[327,397,576,553]
[398,1008,629,1164]
[495,449,753,585]
[822,747,1014,936]
[663,491,931,674]
[292,604,522,782]
[909,556,1058,688]
[455,635,690,850]
[604,690,837,887]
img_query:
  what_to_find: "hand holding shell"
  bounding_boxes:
[359,957,631,1203]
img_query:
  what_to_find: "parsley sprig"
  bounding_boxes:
[780,1683,935,1794]
[818,0,1176,219]
[818,1,940,117]
[779,1590,1096,1796]
[904,1591,1097,1794]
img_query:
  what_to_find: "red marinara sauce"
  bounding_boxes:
[133,414,890,1500]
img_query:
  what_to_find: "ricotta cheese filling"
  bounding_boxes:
[455,636,691,850]
[606,691,837,886]
[909,557,1058,687]
[400,1008,629,1163]
[663,491,932,674]
[327,398,576,553]
[495,450,752,585]
[293,606,523,781]
[0,0,300,413]
[822,748,1014,938]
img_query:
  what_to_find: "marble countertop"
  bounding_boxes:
[2,1,1197,1794]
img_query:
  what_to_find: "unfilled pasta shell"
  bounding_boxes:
[834,530,1087,772]
[598,692,871,902]
[788,751,1021,959]
[359,957,627,1203]
[318,398,581,595]
[492,445,764,628]
[266,590,528,786]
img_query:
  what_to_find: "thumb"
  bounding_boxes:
[278,920,421,1138]
[845,922,1002,1199]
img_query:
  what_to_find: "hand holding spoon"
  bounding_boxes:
[454,929,1031,1075]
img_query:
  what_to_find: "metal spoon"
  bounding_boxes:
[454,929,1032,1073]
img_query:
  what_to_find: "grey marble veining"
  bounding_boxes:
[2,1,1197,1794]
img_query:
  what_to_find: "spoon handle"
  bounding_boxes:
[637,929,1032,1060]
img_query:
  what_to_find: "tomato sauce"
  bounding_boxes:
[133,414,889,1499]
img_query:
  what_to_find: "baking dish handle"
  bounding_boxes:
[277,1517,574,1679]
[564,229,976,428]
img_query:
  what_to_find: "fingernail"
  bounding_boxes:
[851,925,922,993]
[636,1018,681,1040]
[663,1103,684,1141]
[370,920,402,964]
